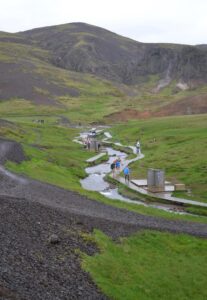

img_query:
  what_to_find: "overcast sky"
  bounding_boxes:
[0,0,207,45]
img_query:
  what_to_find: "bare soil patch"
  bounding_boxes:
[0,62,79,106]
[154,94,207,117]
[105,109,152,122]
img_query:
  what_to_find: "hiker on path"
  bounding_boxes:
[136,140,140,155]
[87,138,91,150]
[123,166,130,183]
[115,157,121,172]
[110,161,116,178]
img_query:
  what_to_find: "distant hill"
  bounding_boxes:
[20,23,207,87]
[0,23,207,121]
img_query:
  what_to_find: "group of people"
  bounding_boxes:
[110,158,130,183]
[110,157,121,177]
[83,137,91,150]
[83,136,141,184]
[109,140,141,184]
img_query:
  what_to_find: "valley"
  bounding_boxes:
[0,22,207,300]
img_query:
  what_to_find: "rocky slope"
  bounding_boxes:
[20,22,207,86]
[0,30,121,107]
[0,23,207,118]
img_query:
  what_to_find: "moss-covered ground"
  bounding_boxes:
[82,230,207,300]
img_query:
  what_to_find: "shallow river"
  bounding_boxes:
[79,136,187,215]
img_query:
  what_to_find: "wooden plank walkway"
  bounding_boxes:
[86,152,106,163]
[112,174,207,208]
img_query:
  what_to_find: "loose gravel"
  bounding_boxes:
[0,139,206,299]
[0,196,109,300]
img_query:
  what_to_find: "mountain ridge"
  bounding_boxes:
[19,22,207,86]
[0,22,207,120]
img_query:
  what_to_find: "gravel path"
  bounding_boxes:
[0,168,206,238]
[0,139,207,299]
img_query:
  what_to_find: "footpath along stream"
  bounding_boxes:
[77,131,190,215]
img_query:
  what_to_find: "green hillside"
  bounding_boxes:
[111,114,207,202]
[0,33,125,123]
[0,24,206,205]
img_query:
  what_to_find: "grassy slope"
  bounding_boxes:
[1,119,206,224]
[0,37,124,122]
[0,37,50,63]
[110,114,207,202]
[82,230,207,300]
[1,30,207,300]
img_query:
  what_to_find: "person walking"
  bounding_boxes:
[110,160,116,178]
[87,138,91,150]
[116,158,121,170]
[123,166,130,183]
[115,158,121,173]
[136,140,140,155]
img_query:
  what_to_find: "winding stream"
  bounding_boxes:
[78,131,188,215]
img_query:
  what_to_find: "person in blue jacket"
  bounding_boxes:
[115,158,121,171]
[123,166,130,183]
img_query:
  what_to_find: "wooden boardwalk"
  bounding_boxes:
[112,175,207,208]
[86,152,106,163]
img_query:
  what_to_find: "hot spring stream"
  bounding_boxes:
[78,131,188,215]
